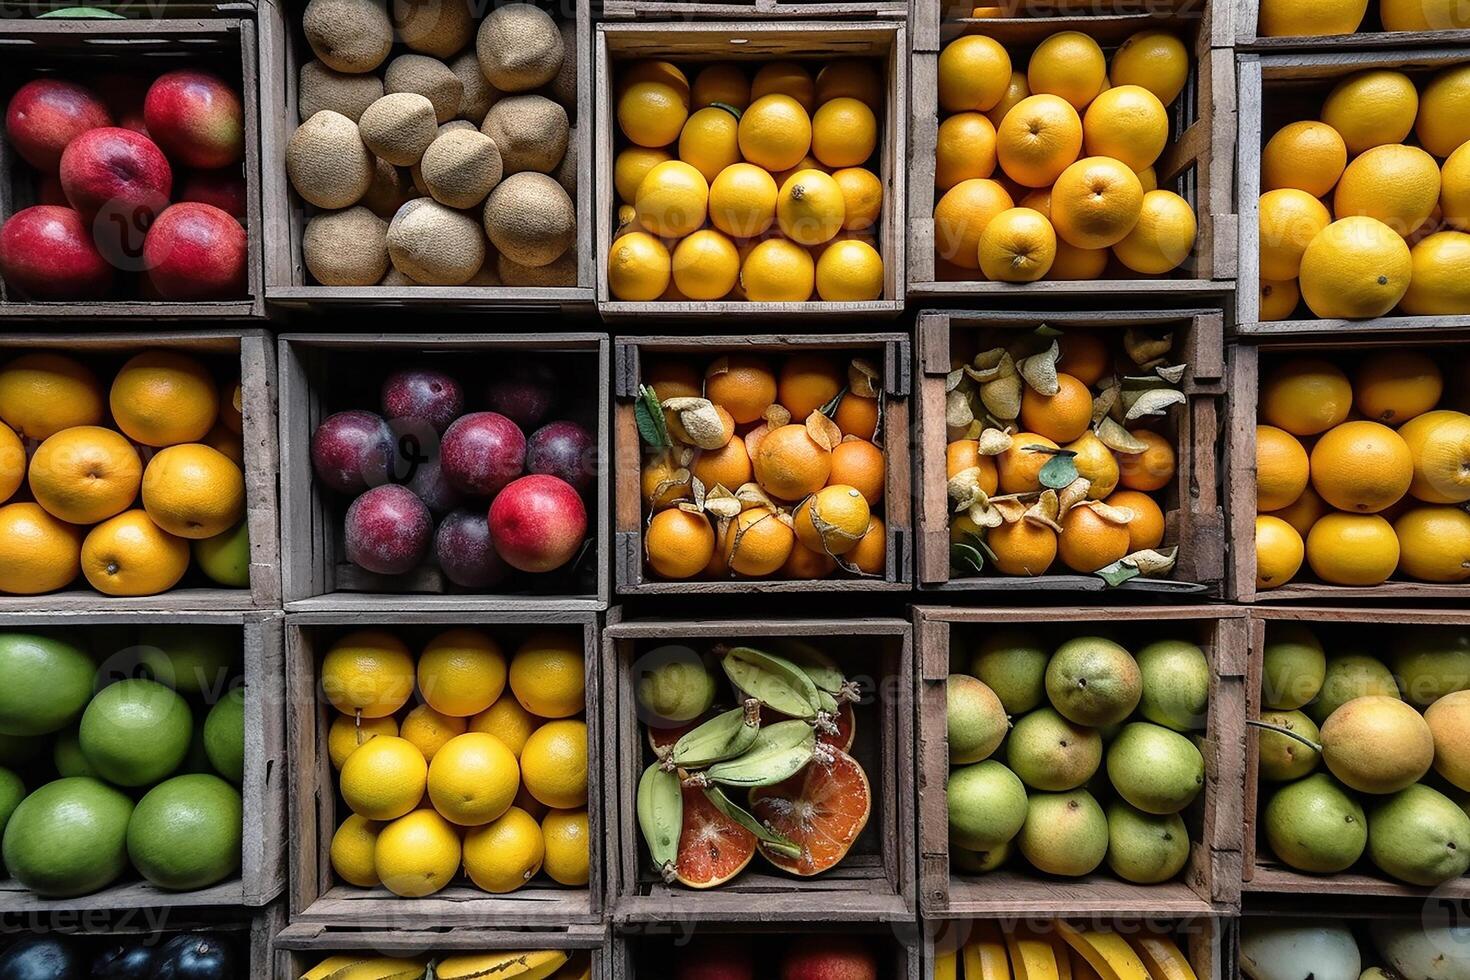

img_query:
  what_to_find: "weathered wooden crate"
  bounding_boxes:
[277,332,609,613]
[255,0,595,309]
[613,333,912,594]
[908,0,1236,298]
[603,613,915,923]
[1236,0,1470,50]
[1225,336,1470,601]
[922,915,1228,980]
[285,609,604,927]
[594,21,907,318]
[612,921,920,979]
[1243,606,1470,899]
[0,17,266,319]
[0,610,285,912]
[0,328,279,611]
[913,605,1245,918]
[1236,48,1470,335]
[913,309,1226,595]
[275,923,609,980]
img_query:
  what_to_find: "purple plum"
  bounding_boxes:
[344,484,431,575]
[381,366,464,434]
[485,361,557,430]
[440,411,526,497]
[525,420,595,495]
[310,410,393,494]
[435,507,511,589]
[406,453,464,516]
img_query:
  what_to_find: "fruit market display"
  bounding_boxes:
[1257,0,1470,37]
[0,349,252,597]
[0,931,243,979]
[635,642,871,888]
[298,949,591,980]
[946,627,1209,884]
[0,68,248,302]
[1241,916,1470,980]
[1250,351,1470,590]
[945,325,1183,582]
[637,933,885,979]
[607,57,887,302]
[322,627,590,898]
[1254,64,1470,320]
[286,0,578,287]
[932,28,1198,282]
[309,357,594,592]
[0,628,246,898]
[635,350,887,581]
[1252,621,1470,887]
[935,919,1201,980]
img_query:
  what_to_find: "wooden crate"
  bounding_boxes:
[913,309,1226,595]
[603,613,915,923]
[1243,606,1470,899]
[0,329,279,611]
[275,923,609,980]
[1225,336,1470,601]
[613,332,912,594]
[255,0,595,309]
[601,0,905,18]
[922,915,1228,979]
[913,605,1245,918]
[0,610,285,912]
[1236,48,1470,335]
[908,0,1236,298]
[594,21,907,318]
[285,609,605,927]
[612,921,920,979]
[277,332,609,613]
[1236,0,1470,50]
[0,18,266,319]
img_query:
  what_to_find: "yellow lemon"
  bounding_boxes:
[541,808,590,886]
[328,713,398,770]
[469,693,540,758]
[814,239,884,301]
[811,97,877,169]
[815,59,883,110]
[1333,143,1441,237]
[617,80,688,148]
[751,61,815,111]
[1261,121,1348,198]
[110,350,218,448]
[1255,514,1304,590]
[1443,142,1470,231]
[0,420,21,504]
[1417,64,1470,159]
[1113,189,1197,275]
[1395,505,1470,582]
[1306,512,1400,585]
[509,631,585,719]
[613,146,672,204]
[708,163,777,239]
[1081,85,1167,172]
[1399,410,1470,503]
[1050,156,1144,249]
[978,206,1056,282]
[935,112,998,189]
[1027,31,1106,110]
[140,443,246,539]
[938,35,1012,113]
[427,731,520,826]
[418,627,506,718]
[375,809,460,897]
[1401,231,1470,315]
[321,630,415,719]
[399,705,467,762]
[340,735,427,821]
[691,63,750,111]
[27,425,141,525]
[0,502,82,595]
[737,94,811,173]
[741,238,815,302]
[831,167,882,231]
[635,160,708,238]
[1109,29,1189,107]
[1321,69,1418,155]
[1259,0,1367,36]
[1260,278,1301,320]
[463,806,543,893]
[1298,216,1412,319]
[777,169,845,246]
[0,353,103,441]
[1065,430,1120,499]
[678,105,741,182]
[672,229,740,301]
[80,509,187,597]
[330,813,381,887]
[520,719,588,809]
[607,232,671,301]
[1258,188,1332,281]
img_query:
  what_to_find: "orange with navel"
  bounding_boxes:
[27,426,142,525]
[830,438,885,504]
[80,509,189,596]
[141,443,247,539]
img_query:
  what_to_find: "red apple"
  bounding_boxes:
[441,411,525,496]
[60,127,172,226]
[143,69,244,169]
[5,79,111,171]
[0,205,113,299]
[345,483,431,575]
[93,71,150,135]
[781,940,878,980]
[488,474,586,573]
[142,202,246,300]
[177,169,247,223]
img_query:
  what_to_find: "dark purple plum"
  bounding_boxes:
[309,410,393,494]
[485,361,557,429]
[525,420,595,495]
[381,366,464,435]
[344,484,431,575]
[435,507,511,589]
[440,411,526,496]
[405,453,463,516]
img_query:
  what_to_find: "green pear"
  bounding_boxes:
[1367,783,1470,886]
[970,629,1049,715]
[1309,653,1399,725]
[1257,709,1321,782]
[1106,722,1204,814]
[1264,772,1366,873]
[1136,639,1210,731]
[1105,800,1190,884]
[1006,707,1101,791]
[1016,789,1108,877]
[948,760,1027,851]
[1261,622,1327,711]
[947,674,1009,765]
[1045,637,1142,727]
[1390,628,1470,707]
[952,838,1010,874]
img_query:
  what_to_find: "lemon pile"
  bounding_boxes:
[1256,64,1470,321]
[608,58,886,303]
[322,627,590,898]
[933,28,1198,282]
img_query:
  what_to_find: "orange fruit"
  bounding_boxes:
[737,94,812,173]
[1058,503,1131,572]
[1018,373,1093,443]
[1267,483,1328,538]
[691,434,752,493]
[110,350,218,447]
[778,354,844,419]
[0,501,81,594]
[1394,505,1470,583]
[1401,231,1470,316]
[741,238,815,302]
[80,509,189,596]
[678,106,741,183]
[0,353,104,441]
[995,94,1082,189]
[938,35,1012,113]
[1051,334,1109,388]
[946,439,1000,493]
[752,423,832,501]
[673,780,756,888]
[751,61,814,111]
[829,438,885,504]
[749,745,870,875]
[781,538,837,579]
[1321,69,1418,156]
[0,421,22,503]
[705,355,776,425]
[1112,189,1197,275]
[1306,512,1400,585]
[793,484,870,556]
[642,453,692,510]
[1299,216,1413,320]
[1105,489,1164,551]
[1109,30,1189,107]
[986,70,1030,128]
[1258,189,1333,282]
[1027,31,1106,110]
[1260,357,1353,436]
[832,167,882,232]
[27,425,142,525]
[988,519,1056,576]
[646,507,715,579]
[614,146,673,205]
[219,379,243,435]
[997,432,1060,494]
[1334,144,1441,238]
[848,516,886,575]
[608,231,671,301]
[1048,241,1109,281]
[692,63,751,111]
[1082,85,1167,172]
[1065,430,1119,499]
[1259,0,1367,36]
[140,443,246,539]
[1051,157,1144,250]
[811,97,877,169]
[1261,121,1348,199]
[978,207,1057,282]
[724,506,795,576]
[776,169,845,246]
[934,178,1014,270]
[1310,420,1413,513]
[1255,514,1304,590]
[1255,424,1310,511]
[1399,410,1470,504]
[643,359,702,401]
[618,79,689,148]
[1116,429,1175,492]
[203,422,244,466]
[815,59,883,111]
[1260,278,1301,321]
[936,112,998,189]
[833,393,879,441]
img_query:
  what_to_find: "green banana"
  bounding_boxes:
[703,784,802,858]
[701,719,815,787]
[771,638,847,694]
[636,761,682,873]
[671,700,761,768]
[721,646,822,718]
[434,951,569,980]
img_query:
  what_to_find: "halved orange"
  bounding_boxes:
[749,746,870,876]
[674,781,756,888]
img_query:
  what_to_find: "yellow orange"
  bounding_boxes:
[635,160,708,239]
[1255,514,1304,590]
[1050,156,1144,250]
[1027,31,1106,110]
[0,421,20,504]
[738,95,812,173]
[614,146,672,204]
[330,813,381,887]
[0,501,81,594]
[508,631,586,720]
[469,694,540,759]
[678,105,741,183]
[933,178,1014,270]
[1261,121,1348,199]
[0,353,104,441]
[418,627,506,718]
[608,232,670,302]
[1267,483,1328,538]
[520,719,589,809]
[1112,189,1197,275]
[1256,424,1310,511]
[1395,505,1470,582]
[1298,216,1412,319]
[1260,357,1353,436]
[832,167,882,231]
[375,809,460,897]
[829,438,886,505]
[708,162,777,240]
[995,94,1082,189]
[1048,241,1109,281]
[1066,430,1119,499]
[617,80,688,148]
[321,630,415,719]
[672,230,740,302]
[1398,410,1470,504]
[793,484,870,557]
[1441,143,1470,231]
[1417,64,1470,159]
[1320,69,1418,155]
[80,509,188,596]
[978,207,1056,282]
[751,61,814,111]
[140,443,245,539]
[427,731,520,826]
[986,71,1030,128]
[741,239,814,302]
[936,112,998,189]
[815,240,883,303]
[328,713,398,770]
[1310,420,1413,513]
[1306,512,1400,585]
[1259,0,1367,36]
[811,97,877,169]
[462,806,542,893]
[691,63,750,111]
[1109,30,1189,107]
[816,59,883,111]
[1259,278,1301,321]
[938,35,1012,113]
[398,705,466,762]
[1401,231,1470,316]
[110,350,218,448]
[776,169,845,246]
[1258,188,1332,282]
[1334,144,1442,237]
[1081,85,1167,172]
[1355,350,1444,426]
[27,425,141,525]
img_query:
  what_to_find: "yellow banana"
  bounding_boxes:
[552,952,593,980]
[1050,936,1072,980]
[963,922,1011,980]
[320,959,427,980]
[934,948,958,980]
[435,951,570,980]
[1054,924,1149,980]
[1130,935,1198,980]
[302,957,370,980]
[1005,926,1059,980]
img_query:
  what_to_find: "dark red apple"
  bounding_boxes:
[406,453,463,515]
[526,420,595,495]
[441,411,525,496]
[177,169,246,222]
[143,69,244,169]
[672,937,756,980]
[59,127,172,225]
[345,483,431,575]
[0,205,114,299]
[382,366,463,435]
[435,507,511,589]
[488,474,586,573]
[142,202,246,299]
[485,361,557,430]
[5,78,112,171]
[781,939,878,980]
[310,409,394,494]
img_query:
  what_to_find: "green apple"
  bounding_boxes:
[193,521,250,588]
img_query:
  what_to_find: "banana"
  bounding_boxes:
[771,638,847,694]
[318,958,427,980]
[1051,937,1072,980]
[671,700,761,767]
[1054,923,1149,980]
[1129,935,1198,980]
[1069,950,1103,980]
[702,719,815,787]
[636,762,682,872]
[301,957,370,980]
[721,646,822,718]
[704,784,801,857]
[934,949,957,980]
[1005,925,1059,980]
[963,922,1011,980]
[434,950,569,980]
